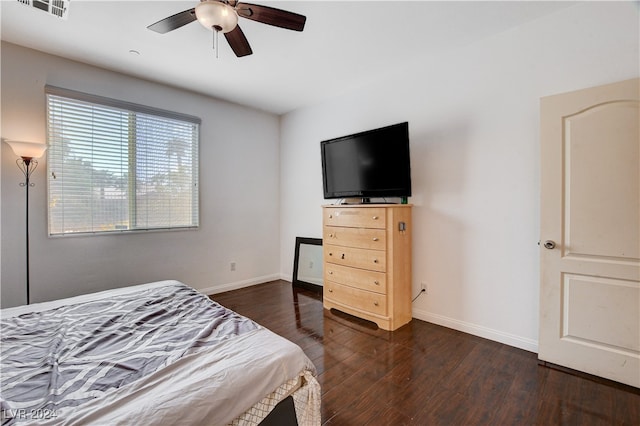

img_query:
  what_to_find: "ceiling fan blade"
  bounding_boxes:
[224,25,253,57]
[147,8,196,34]
[236,3,306,32]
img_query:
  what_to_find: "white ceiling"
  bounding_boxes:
[1,0,575,115]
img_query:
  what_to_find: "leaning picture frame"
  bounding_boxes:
[292,237,323,293]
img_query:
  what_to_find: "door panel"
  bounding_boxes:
[564,102,639,261]
[539,78,640,388]
[563,274,639,353]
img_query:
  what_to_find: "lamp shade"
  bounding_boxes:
[5,140,48,159]
[195,1,238,33]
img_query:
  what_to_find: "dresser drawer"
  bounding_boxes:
[323,226,386,250]
[325,263,387,294]
[324,244,386,272]
[323,207,386,229]
[325,281,387,316]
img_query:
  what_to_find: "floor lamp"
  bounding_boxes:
[4,140,48,305]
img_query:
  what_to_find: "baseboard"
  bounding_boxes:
[201,274,282,296]
[412,307,538,353]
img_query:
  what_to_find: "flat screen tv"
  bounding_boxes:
[321,122,411,200]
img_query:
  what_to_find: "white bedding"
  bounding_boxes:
[0,281,320,425]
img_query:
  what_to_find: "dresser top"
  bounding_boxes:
[322,204,412,208]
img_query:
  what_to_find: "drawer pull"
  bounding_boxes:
[329,233,334,238]
[374,280,379,285]
[372,237,379,241]
[373,259,379,263]
[329,252,333,256]
[329,271,333,275]
[374,301,379,306]
[329,214,333,219]
[328,289,333,293]
[372,216,379,220]
[341,253,345,260]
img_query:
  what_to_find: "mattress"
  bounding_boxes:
[0,281,320,425]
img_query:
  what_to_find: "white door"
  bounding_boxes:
[539,78,640,388]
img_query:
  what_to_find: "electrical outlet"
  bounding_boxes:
[230,262,236,272]
[421,282,428,294]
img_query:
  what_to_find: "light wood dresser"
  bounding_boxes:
[322,204,412,331]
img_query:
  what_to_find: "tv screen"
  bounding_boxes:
[321,122,411,200]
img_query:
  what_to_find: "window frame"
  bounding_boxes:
[45,86,201,237]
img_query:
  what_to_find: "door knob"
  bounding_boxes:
[543,240,556,249]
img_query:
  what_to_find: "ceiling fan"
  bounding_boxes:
[147,0,306,58]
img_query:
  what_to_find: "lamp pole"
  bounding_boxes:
[16,157,38,305]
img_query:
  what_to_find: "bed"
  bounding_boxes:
[0,280,320,425]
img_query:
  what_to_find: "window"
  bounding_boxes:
[46,86,200,236]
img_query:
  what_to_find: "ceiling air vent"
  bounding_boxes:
[17,0,70,20]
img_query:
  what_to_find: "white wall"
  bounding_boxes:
[1,42,281,307]
[279,2,640,351]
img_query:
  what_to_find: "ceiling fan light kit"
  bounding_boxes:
[147,0,306,58]
[195,1,238,33]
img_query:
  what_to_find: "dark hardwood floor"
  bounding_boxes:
[212,280,640,425]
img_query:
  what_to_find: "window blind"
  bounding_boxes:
[46,86,200,236]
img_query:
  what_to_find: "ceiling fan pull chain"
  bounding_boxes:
[211,26,219,59]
